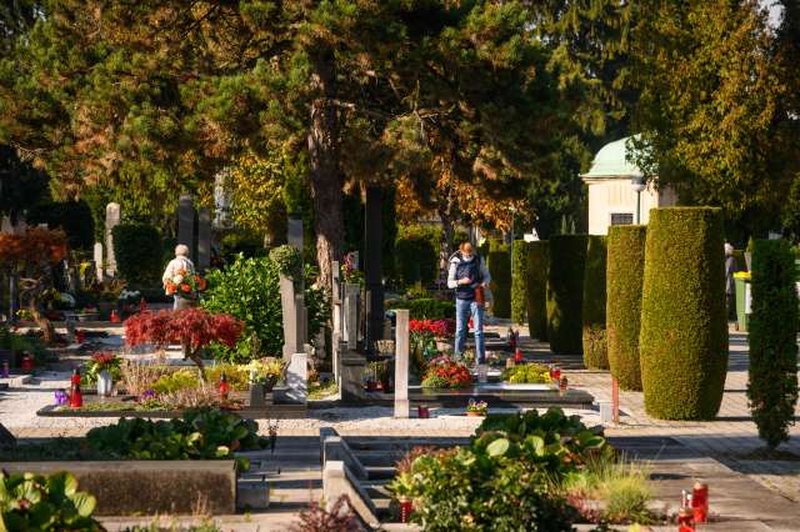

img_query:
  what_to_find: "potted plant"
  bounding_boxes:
[421,355,473,389]
[370,359,392,392]
[387,471,415,523]
[86,352,122,397]
[245,357,286,407]
[465,398,488,417]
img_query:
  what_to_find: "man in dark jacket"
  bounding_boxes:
[447,242,491,364]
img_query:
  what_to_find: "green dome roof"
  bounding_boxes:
[582,135,643,179]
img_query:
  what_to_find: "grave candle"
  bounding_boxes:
[691,482,708,523]
[218,372,230,400]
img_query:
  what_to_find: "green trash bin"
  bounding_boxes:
[735,276,751,332]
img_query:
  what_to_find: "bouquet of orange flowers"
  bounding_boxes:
[165,269,207,299]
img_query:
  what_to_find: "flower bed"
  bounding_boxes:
[420,355,472,389]
[503,362,552,384]
[388,408,663,528]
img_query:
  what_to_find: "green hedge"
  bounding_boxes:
[547,234,587,354]
[112,224,163,287]
[386,297,455,320]
[526,241,549,340]
[582,235,608,369]
[606,225,647,391]
[747,239,799,449]
[511,240,529,324]
[639,208,728,420]
[488,241,511,319]
[395,224,440,287]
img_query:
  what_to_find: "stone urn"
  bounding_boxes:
[96,369,113,397]
[249,383,266,408]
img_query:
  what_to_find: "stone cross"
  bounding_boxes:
[286,352,308,404]
[104,202,120,276]
[197,208,211,271]
[394,309,410,418]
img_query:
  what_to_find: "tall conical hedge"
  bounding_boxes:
[526,241,549,340]
[748,239,799,449]
[488,241,511,319]
[582,235,608,369]
[606,225,647,390]
[547,234,587,354]
[511,240,529,324]
[639,208,728,420]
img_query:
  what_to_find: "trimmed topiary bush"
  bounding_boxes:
[606,225,647,391]
[639,207,728,420]
[526,241,549,340]
[488,241,511,319]
[112,224,163,287]
[547,235,588,354]
[582,235,608,369]
[511,240,529,324]
[747,239,799,449]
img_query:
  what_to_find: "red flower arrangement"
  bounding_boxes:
[409,319,455,338]
[164,269,208,298]
[421,355,472,388]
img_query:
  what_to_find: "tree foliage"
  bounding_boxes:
[0,1,634,291]
[629,1,799,235]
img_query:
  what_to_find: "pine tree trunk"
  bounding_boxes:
[308,46,344,295]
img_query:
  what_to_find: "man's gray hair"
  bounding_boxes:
[175,244,190,257]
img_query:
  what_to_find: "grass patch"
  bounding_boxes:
[308,380,338,401]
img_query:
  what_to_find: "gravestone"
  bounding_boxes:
[394,309,410,418]
[177,194,194,253]
[286,352,308,404]
[93,243,104,283]
[104,203,120,276]
[343,283,360,350]
[197,208,211,271]
[280,275,297,361]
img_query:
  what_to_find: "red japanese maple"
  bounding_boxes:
[125,308,243,375]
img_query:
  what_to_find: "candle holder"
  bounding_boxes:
[417,405,430,419]
[691,482,708,523]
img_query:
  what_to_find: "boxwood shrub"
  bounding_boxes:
[526,241,549,340]
[606,225,647,391]
[488,241,511,319]
[511,240,529,324]
[395,224,440,287]
[582,235,608,369]
[747,239,799,449]
[639,208,728,420]
[385,297,454,320]
[547,234,588,354]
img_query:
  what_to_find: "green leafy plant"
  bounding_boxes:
[83,352,123,385]
[503,363,552,384]
[268,245,303,282]
[748,239,799,449]
[0,471,103,531]
[202,255,327,362]
[639,208,728,420]
[395,224,440,287]
[244,357,286,390]
[85,408,269,469]
[151,369,201,395]
[386,298,454,320]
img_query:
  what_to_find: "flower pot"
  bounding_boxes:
[366,381,378,392]
[96,369,113,397]
[417,405,430,419]
[399,498,413,523]
[466,410,485,417]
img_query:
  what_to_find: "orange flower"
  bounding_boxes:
[165,282,177,295]
[197,278,207,291]
[181,283,191,293]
